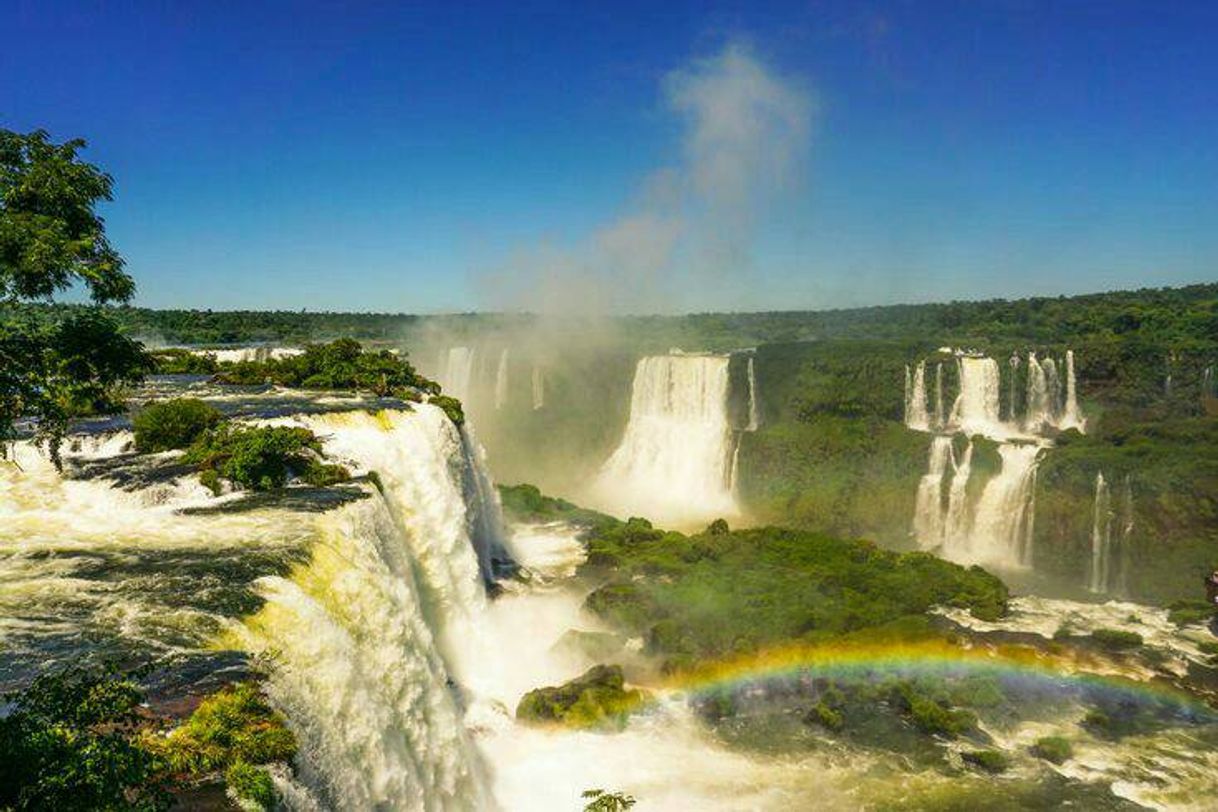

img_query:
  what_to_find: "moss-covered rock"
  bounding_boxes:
[516,665,645,731]
[1031,735,1073,764]
[962,749,1010,773]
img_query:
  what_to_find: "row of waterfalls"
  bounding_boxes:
[906,350,1084,574]
[904,350,1084,438]
[439,347,546,412]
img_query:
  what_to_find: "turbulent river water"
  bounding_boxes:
[2,374,1216,810]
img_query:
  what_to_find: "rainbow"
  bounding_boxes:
[659,639,1213,714]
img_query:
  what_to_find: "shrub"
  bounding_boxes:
[148,683,295,775]
[961,749,1010,773]
[133,398,222,452]
[1090,628,1143,650]
[806,701,844,732]
[1167,600,1215,627]
[150,349,217,375]
[184,424,348,492]
[1031,735,1073,764]
[429,394,465,426]
[225,761,276,810]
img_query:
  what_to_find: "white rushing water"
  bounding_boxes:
[531,365,545,411]
[441,347,477,403]
[745,355,760,431]
[591,354,738,525]
[959,442,1041,568]
[191,346,304,364]
[494,349,509,411]
[948,356,1005,437]
[1088,472,1114,594]
[913,436,953,549]
[910,348,1085,569]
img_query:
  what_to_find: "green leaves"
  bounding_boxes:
[0,129,132,304]
[0,665,172,811]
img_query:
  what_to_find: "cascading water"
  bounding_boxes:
[591,354,738,525]
[904,361,930,431]
[950,443,1040,568]
[1059,350,1085,430]
[934,363,944,429]
[530,365,545,411]
[913,437,953,549]
[192,346,304,364]
[745,355,760,431]
[909,348,1085,569]
[949,356,1004,437]
[226,496,493,811]
[1088,472,1114,594]
[494,349,509,411]
[442,347,477,403]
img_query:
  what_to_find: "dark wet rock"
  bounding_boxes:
[179,484,370,515]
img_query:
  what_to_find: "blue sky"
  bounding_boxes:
[3,1,1215,312]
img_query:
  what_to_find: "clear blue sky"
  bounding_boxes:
[4,0,1216,312]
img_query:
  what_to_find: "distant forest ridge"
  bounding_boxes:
[3,281,1216,350]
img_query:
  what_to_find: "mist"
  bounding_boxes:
[480,40,814,316]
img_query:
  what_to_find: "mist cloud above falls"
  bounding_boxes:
[482,41,814,315]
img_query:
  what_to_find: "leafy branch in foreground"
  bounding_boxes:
[582,788,637,811]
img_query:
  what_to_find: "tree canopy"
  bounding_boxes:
[0,129,149,459]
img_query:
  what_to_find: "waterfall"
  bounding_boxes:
[1007,353,1020,423]
[592,355,737,524]
[442,347,477,403]
[230,496,493,811]
[1088,472,1114,594]
[530,365,545,411]
[913,437,954,549]
[1059,350,1085,430]
[239,405,511,808]
[950,443,1041,568]
[934,363,944,429]
[904,361,930,431]
[943,440,974,553]
[745,356,760,431]
[949,356,1003,436]
[1025,353,1051,433]
[493,349,509,411]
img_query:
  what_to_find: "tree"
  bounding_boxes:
[1,129,149,460]
[0,665,172,811]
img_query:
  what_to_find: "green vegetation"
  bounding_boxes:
[499,483,617,529]
[1,129,151,461]
[148,348,217,374]
[184,423,349,493]
[576,515,1008,668]
[213,338,437,396]
[225,761,276,810]
[132,398,222,453]
[428,393,465,426]
[806,701,844,732]
[1089,628,1143,650]
[144,682,296,775]
[581,789,637,812]
[961,749,1011,773]
[896,682,978,738]
[516,665,645,731]
[0,665,170,811]
[1031,735,1073,764]
[1167,600,1216,627]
